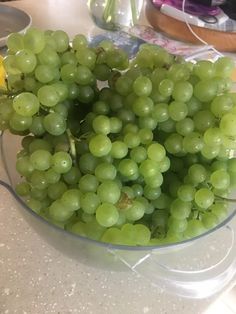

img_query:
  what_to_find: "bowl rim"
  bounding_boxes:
[1,131,236,252]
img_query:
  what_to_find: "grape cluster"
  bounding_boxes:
[1,28,236,246]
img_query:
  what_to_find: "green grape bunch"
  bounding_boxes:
[1,27,236,247]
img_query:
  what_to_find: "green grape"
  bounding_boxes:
[16,156,34,177]
[38,45,61,67]
[63,167,81,185]
[175,118,194,136]
[80,192,100,214]
[158,79,174,97]
[93,101,110,115]
[9,112,32,131]
[139,116,157,130]
[133,224,151,245]
[92,115,111,135]
[30,170,48,190]
[201,144,220,159]
[186,96,202,117]
[101,227,123,245]
[30,187,48,201]
[194,80,218,102]
[195,188,214,209]
[143,185,161,200]
[61,51,77,66]
[23,76,37,92]
[211,94,233,118]
[72,34,88,50]
[110,117,122,133]
[168,101,188,121]
[123,123,139,134]
[152,103,169,122]
[164,133,183,155]
[38,85,60,107]
[183,132,204,154]
[177,184,196,202]
[167,63,190,82]
[24,27,45,53]
[125,200,145,221]
[95,163,117,181]
[7,33,24,53]
[78,174,99,192]
[51,30,69,53]
[15,181,30,196]
[29,116,45,136]
[30,149,52,171]
[152,193,172,209]
[48,181,67,200]
[202,212,218,229]
[51,151,72,174]
[89,134,112,157]
[76,47,96,69]
[210,202,228,221]
[13,92,39,117]
[45,169,61,184]
[132,96,154,117]
[78,85,95,103]
[184,219,205,239]
[139,159,159,177]
[159,156,170,172]
[130,146,147,163]
[60,64,77,82]
[75,65,93,85]
[96,203,119,227]
[26,198,42,213]
[118,159,138,177]
[117,108,135,123]
[133,76,152,97]
[35,64,57,83]
[132,184,143,197]
[29,138,52,153]
[210,169,230,189]
[97,180,121,204]
[188,164,207,184]
[203,128,223,146]
[93,64,111,81]
[193,110,215,132]
[215,57,234,78]
[138,128,153,145]
[115,76,132,96]
[49,199,74,222]
[124,132,141,148]
[220,113,236,137]
[61,189,80,211]
[147,143,166,162]
[43,113,66,136]
[194,60,215,80]
[170,199,191,219]
[168,217,188,233]
[70,221,87,236]
[15,49,37,73]
[79,153,99,174]
[172,81,193,102]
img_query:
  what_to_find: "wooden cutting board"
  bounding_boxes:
[145,0,236,52]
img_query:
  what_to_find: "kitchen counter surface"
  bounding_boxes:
[0,1,236,313]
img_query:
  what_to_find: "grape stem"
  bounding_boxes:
[66,129,77,165]
[216,196,236,203]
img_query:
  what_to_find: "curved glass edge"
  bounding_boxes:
[1,131,236,252]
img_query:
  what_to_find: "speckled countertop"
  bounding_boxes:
[0,1,236,313]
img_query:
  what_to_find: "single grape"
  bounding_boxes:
[195,188,214,209]
[51,151,72,174]
[43,113,66,136]
[78,174,99,192]
[96,203,119,227]
[13,92,39,117]
[30,149,52,171]
[89,134,112,157]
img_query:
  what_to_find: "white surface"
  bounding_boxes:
[0,1,236,313]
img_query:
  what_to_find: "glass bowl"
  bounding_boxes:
[0,130,236,299]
